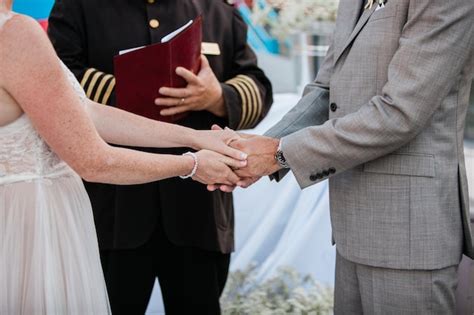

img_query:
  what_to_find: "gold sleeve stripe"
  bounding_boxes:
[93,74,114,103]
[229,79,254,130]
[234,77,260,129]
[226,78,250,129]
[86,71,104,99]
[230,82,249,130]
[101,77,116,105]
[80,68,116,105]
[233,78,257,129]
[230,74,262,129]
[239,75,263,124]
[236,75,262,120]
[80,68,97,88]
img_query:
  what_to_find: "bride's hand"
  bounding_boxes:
[193,125,246,161]
[191,150,246,186]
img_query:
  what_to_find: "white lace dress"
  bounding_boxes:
[0,12,110,314]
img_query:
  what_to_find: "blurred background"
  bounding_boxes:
[14,0,474,313]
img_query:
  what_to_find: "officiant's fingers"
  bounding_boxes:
[176,67,200,85]
[200,55,210,68]
[157,87,190,99]
[211,124,223,131]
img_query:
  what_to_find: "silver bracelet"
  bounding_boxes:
[180,152,198,179]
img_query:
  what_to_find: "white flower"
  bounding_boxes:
[251,0,340,40]
[221,265,334,314]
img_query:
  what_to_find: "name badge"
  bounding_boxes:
[201,42,221,56]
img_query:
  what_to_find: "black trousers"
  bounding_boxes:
[100,223,231,315]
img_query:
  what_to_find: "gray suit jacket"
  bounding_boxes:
[266,0,474,270]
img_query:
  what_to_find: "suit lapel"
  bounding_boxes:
[333,0,361,56]
[334,3,377,64]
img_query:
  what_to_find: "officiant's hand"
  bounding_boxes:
[193,150,245,186]
[155,55,226,117]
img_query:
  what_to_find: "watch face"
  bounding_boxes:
[276,150,289,169]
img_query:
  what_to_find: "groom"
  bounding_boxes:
[222,0,474,313]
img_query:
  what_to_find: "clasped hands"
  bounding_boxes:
[191,125,282,192]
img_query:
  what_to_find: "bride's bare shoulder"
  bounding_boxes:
[0,12,40,33]
[0,13,58,87]
[0,13,50,55]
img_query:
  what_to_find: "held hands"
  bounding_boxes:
[231,136,282,178]
[192,125,247,161]
[155,55,226,117]
[191,150,247,186]
[206,125,282,192]
[181,125,245,187]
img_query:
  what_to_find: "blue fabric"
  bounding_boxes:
[13,0,53,19]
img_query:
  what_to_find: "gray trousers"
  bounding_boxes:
[334,251,458,315]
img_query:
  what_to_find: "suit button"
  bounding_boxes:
[149,19,160,29]
[310,174,318,181]
[329,167,336,174]
[323,170,330,177]
[330,103,338,112]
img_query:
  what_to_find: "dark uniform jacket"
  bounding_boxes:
[48,0,273,253]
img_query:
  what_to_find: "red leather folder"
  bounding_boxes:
[114,16,202,123]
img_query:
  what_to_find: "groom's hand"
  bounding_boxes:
[230,136,282,178]
[206,126,281,192]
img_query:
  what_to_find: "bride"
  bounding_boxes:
[0,1,247,313]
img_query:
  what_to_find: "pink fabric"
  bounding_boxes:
[38,19,48,31]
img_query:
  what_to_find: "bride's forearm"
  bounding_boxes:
[86,100,198,149]
[81,145,195,185]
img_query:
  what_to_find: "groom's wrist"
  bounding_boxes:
[275,139,290,169]
[266,138,283,175]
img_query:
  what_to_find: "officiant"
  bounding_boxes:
[48,0,273,314]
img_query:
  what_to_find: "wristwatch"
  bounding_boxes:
[275,140,290,169]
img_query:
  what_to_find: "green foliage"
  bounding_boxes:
[221,265,334,315]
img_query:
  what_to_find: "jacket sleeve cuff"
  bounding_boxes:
[80,68,116,105]
[269,168,291,182]
[225,75,264,130]
[280,133,336,189]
